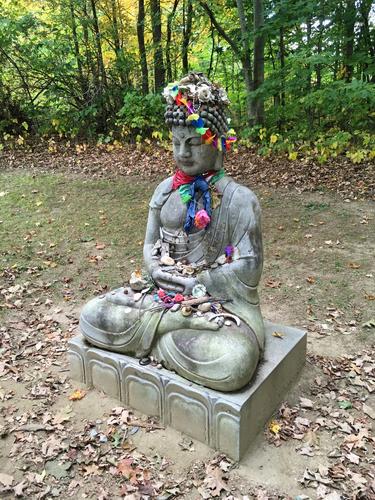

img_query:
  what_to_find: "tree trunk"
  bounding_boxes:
[253,0,265,125]
[207,23,215,78]
[150,0,166,91]
[198,1,253,124]
[343,0,356,82]
[89,0,108,90]
[69,0,87,99]
[279,27,285,108]
[182,0,193,73]
[316,15,324,89]
[278,26,285,129]
[81,0,97,93]
[166,0,180,82]
[306,16,313,130]
[110,0,127,87]
[137,0,149,93]
[235,0,253,125]
[360,0,375,82]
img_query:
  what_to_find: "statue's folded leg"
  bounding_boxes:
[79,290,162,357]
[152,326,260,392]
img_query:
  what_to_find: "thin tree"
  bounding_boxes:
[182,0,193,73]
[253,0,265,124]
[166,0,180,82]
[137,0,149,93]
[150,0,166,91]
[89,0,108,91]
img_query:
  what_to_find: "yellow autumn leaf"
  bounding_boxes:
[152,130,163,140]
[288,151,298,161]
[270,134,278,144]
[269,420,281,434]
[69,389,86,401]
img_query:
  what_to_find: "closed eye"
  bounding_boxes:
[187,138,202,146]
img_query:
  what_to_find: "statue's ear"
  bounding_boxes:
[214,151,224,171]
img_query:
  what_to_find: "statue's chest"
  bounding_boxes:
[160,190,204,231]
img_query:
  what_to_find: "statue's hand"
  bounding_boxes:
[152,267,197,295]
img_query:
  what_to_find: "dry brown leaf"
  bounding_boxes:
[0,473,13,487]
[83,464,101,476]
[362,403,375,419]
[348,262,361,269]
[299,397,314,409]
[117,458,141,485]
[265,279,282,289]
[204,465,229,497]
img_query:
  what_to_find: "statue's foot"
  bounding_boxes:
[158,309,220,335]
[153,324,260,392]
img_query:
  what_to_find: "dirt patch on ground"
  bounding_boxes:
[0,168,374,498]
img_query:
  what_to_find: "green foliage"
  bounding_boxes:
[117,93,166,139]
[0,0,373,163]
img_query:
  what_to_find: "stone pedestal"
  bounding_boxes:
[68,321,306,461]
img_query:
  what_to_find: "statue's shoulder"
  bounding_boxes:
[149,176,174,209]
[223,177,260,212]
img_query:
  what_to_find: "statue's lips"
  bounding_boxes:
[179,161,194,167]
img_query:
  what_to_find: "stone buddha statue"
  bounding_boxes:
[80,72,265,392]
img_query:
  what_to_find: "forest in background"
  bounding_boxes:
[0,0,374,164]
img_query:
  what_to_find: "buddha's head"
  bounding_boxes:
[163,72,236,176]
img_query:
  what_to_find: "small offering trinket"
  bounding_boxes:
[192,283,207,298]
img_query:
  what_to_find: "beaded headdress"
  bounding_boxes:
[163,72,236,151]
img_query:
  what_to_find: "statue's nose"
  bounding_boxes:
[179,142,191,158]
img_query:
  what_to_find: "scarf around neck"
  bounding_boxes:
[172,168,225,233]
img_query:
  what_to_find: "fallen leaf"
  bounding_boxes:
[52,405,73,425]
[269,420,281,435]
[69,389,86,401]
[204,465,229,496]
[346,452,360,464]
[45,460,72,479]
[265,279,282,289]
[117,458,141,484]
[299,397,314,409]
[363,403,375,419]
[13,481,26,497]
[0,473,13,487]
[348,262,361,269]
[178,437,195,452]
[272,331,285,339]
[362,319,375,328]
[324,492,342,500]
[83,464,101,476]
[338,400,352,410]
[306,276,316,284]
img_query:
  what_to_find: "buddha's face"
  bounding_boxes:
[172,126,221,176]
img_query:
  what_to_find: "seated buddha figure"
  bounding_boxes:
[80,72,265,392]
